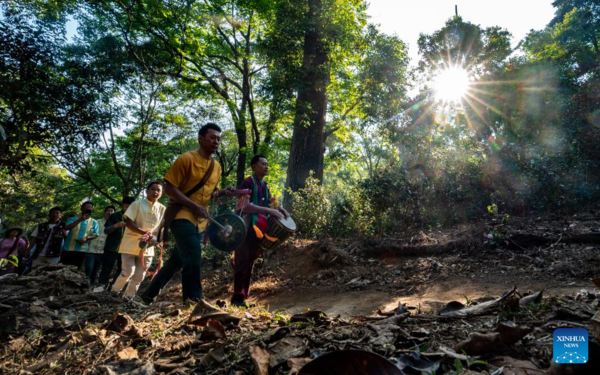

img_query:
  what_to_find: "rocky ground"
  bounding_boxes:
[1,211,600,374]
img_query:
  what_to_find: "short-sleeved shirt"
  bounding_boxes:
[0,238,27,259]
[164,150,221,232]
[88,218,107,254]
[119,199,166,257]
[104,211,125,253]
[63,217,99,252]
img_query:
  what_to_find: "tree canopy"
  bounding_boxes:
[0,7,106,171]
[1,0,599,237]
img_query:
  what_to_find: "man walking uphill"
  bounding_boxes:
[141,123,233,304]
[232,155,288,307]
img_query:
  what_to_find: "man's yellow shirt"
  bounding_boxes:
[164,150,221,232]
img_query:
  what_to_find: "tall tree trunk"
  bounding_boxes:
[263,97,279,148]
[285,0,330,203]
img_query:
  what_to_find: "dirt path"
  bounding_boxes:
[195,213,600,318]
[228,214,600,317]
[258,278,591,316]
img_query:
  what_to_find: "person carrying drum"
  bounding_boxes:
[232,155,289,308]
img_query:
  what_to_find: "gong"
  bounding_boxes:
[207,213,247,252]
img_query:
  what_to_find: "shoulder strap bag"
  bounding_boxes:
[162,158,215,230]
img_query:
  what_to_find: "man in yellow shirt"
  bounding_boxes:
[142,123,233,303]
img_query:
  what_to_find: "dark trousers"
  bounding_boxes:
[141,219,204,303]
[141,248,182,303]
[84,253,103,284]
[59,251,86,269]
[233,229,259,300]
[98,251,121,286]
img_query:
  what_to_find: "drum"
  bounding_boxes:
[258,215,297,250]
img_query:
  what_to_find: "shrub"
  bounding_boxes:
[287,173,331,239]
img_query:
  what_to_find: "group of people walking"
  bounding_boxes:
[1,122,288,308]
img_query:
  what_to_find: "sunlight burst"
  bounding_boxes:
[432,67,471,103]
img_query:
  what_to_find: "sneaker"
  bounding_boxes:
[91,286,105,293]
[124,295,149,307]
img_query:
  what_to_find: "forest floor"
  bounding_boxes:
[2,211,600,374]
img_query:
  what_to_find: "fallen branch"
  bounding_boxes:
[440,287,518,318]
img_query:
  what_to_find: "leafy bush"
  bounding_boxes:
[326,187,376,238]
[287,173,331,239]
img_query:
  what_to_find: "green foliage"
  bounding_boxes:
[417,16,512,79]
[52,72,203,203]
[85,0,278,183]
[0,255,19,268]
[527,301,551,312]
[453,358,464,374]
[287,173,331,239]
[264,0,369,98]
[0,6,107,171]
[480,0,600,212]
[0,155,81,230]
[447,353,487,374]
[326,185,376,238]
[3,0,600,240]
[487,203,498,216]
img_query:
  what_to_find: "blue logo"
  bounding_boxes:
[553,328,588,364]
